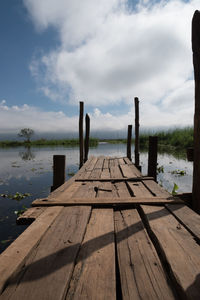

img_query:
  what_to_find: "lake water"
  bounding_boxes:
[0,143,193,253]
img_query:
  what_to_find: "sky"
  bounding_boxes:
[0,0,199,136]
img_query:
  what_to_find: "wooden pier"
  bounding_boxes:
[0,156,200,299]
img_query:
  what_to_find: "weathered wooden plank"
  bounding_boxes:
[70,182,96,199]
[140,205,200,300]
[77,157,98,179]
[142,180,171,197]
[165,203,200,243]
[100,168,110,179]
[127,181,153,198]
[66,209,115,299]
[114,182,131,198]
[109,158,118,167]
[110,165,123,179]
[75,176,154,182]
[1,206,91,300]
[118,157,125,165]
[16,207,46,225]
[120,164,140,178]
[115,209,175,299]
[96,181,118,198]
[0,206,63,294]
[103,157,109,169]
[89,157,104,179]
[48,181,82,202]
[32,197,183,206]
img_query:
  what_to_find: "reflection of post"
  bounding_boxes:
[51,155,66,192]
[84,113,90,162]
[79,102,84,169]
[192,11,200,213]
[148,136,158,181]
[134,97,140,169]
[127,125,132,161]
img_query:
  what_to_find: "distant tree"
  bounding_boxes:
[18,128,34,143]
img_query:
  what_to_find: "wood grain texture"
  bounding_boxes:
[66,209,115,300]
[32,197,183,206]
[140,205,200,300]
[127,181,153,198]
[165,203,200,243]
[115,209,175,299]
[1,206,91,300]
[0,206,63,294]
[142,180,171,197]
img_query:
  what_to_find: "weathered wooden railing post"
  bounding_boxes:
[84,113,90,162]
[79,101,84,169]
[134,97,140,169]
[51,155,66,192]
[148,136,158,181]
[127,125,132,161]
[192,11,200,213]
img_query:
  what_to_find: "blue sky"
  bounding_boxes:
[0,0,199,135]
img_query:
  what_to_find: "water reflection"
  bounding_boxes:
[19,146,35,161]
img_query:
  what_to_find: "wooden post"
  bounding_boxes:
[51,155,66,192]
[148,136,158,181]
[192,11,200,213]
[79,101,84,169]
[84,113,90,162]
[134,97,140,169]
[127,125,132,161]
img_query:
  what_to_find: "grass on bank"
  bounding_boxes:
[0,127,193,151]
[101,127,193,150]
[0,138,99,148]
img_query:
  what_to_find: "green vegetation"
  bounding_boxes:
[101,127,193,152]
[139,127,193,150]
[1,192,31,201]
[171,183,179,195]
[0,138,99,148]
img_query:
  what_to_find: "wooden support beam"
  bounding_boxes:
[51,155,66,192]
[127,125,132,161]
[79,101,84,169]
[192,11,200,213]
[148,136,158,181]
[32,197,184,207]
[134,97,140,170]
[84,113,90,163]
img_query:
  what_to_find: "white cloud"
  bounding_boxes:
[23,0,199,128]
[0,99,193,136]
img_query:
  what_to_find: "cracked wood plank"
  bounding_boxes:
[1,206,91,300]
[66,209,115,300]
[115,209,175,299]
[0,206,63,295]
[140,205,200,300]
[32,197,183,206]
[165,203,200,243]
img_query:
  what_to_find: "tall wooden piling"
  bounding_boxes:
[148,136,158,181]
[51,155,66,192]
[84,113,90,162]
[79,101,84,169]
[192,11,200,213]
[134,97,140,169]
[127,125,132,161]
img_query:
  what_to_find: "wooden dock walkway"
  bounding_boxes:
[1,156,200,299]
